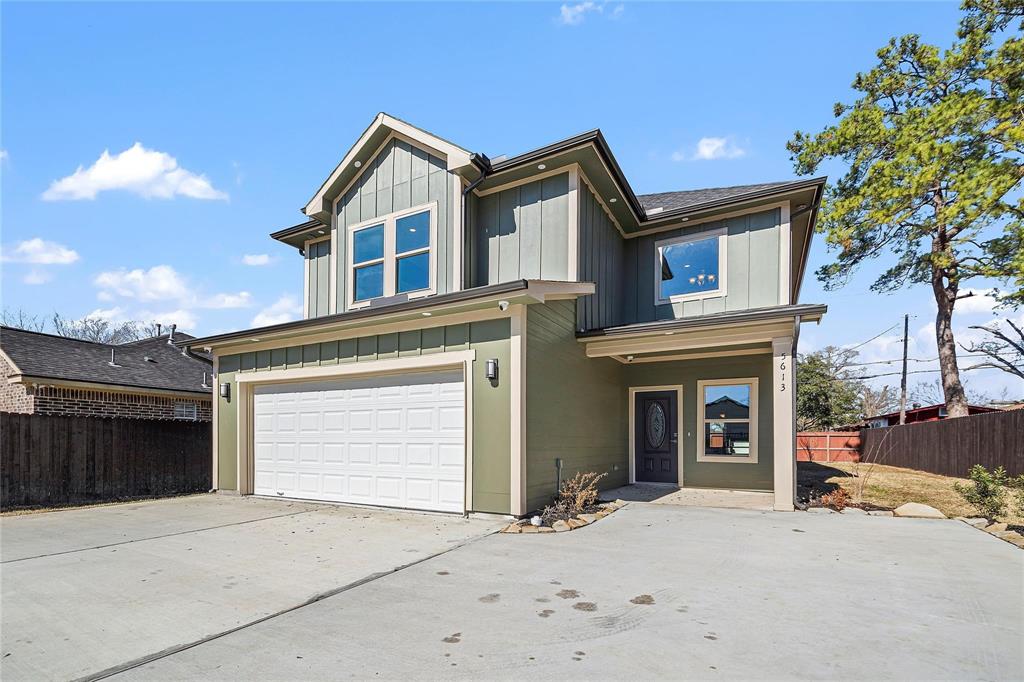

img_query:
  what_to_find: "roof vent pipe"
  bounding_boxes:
[156,323,162,336]
[108,349,120,367]
[167,324,176,345]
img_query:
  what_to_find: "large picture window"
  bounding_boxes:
[347,202,435,307]
[655,229,726,304]
[697,378,758,463]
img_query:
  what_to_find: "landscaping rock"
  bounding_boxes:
[867,510,895,517]
[578,513,600,524]
[521,525,539,534]
[594,510,610,519]
[566,518,587,529]
[841,507,868,515]
[955,517,989,527]
[806,507,836,514]
[993,530,1022,541]
[537,526,555,534]
[985,522,1008,533]
[503,523,522,534]
[893,503,946,519]
[551,520,571,533]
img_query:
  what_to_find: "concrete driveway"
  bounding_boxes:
[0,495,501,681]
[3,498,1022,681]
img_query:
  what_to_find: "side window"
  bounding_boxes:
[697,378,758,463]
[655,229,726,304]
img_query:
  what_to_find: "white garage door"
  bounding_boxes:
[252,369,465,512]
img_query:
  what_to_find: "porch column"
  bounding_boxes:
[771,336,795,511]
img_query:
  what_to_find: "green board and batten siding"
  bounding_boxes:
[623,207,782,323]
[306,239,331,318]
[577,181,625,332]
[334,138,456,313]
[471,173,570,287]
[214,319,512,514]
[526,300,627,512]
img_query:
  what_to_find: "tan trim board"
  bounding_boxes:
[629,200,791,240]
[613,347,772,364]
[509,304,527,516]
[772,336,796,511]
[0,347,23,374]
[577,166,625,236]
[628,385,684,485]
[11,375,212,400]
[212,356,220,490]
[779,202,792,306]
[216,307,509,356]
[452,176,464,293]
[330,213,339,313]
[696,376,759,464]
[584,321,795,358]
[567,166,580,281]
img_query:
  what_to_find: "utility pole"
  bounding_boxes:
[898,313,909,425]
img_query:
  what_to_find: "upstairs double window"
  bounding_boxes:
[348,202,435,308]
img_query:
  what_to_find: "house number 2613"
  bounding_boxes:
[779,352,788,392]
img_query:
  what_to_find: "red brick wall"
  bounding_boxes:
[31,386,211,422]
[797,431,861,462]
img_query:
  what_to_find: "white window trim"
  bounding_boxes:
[345,201,437,311]
[654,227,728,306]
[174,401,198,421]
[696,377,758,464]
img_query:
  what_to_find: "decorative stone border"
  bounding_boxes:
[957,517,1024,549]
[500,500,626,534]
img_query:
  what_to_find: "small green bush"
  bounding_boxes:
[953,465,1008,520]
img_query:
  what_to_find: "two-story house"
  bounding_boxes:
[181,113,826,516]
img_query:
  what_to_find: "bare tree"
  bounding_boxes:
[960,319,1024,381]
[861,385,898,417]
[1,308,46,332]
[50,314,152,344]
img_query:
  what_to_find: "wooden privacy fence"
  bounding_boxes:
[797,431,861,462]
[1,413,211,510]
[859,409,1024,477]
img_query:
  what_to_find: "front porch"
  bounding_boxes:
[601,483,774,511]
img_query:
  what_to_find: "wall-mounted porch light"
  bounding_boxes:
[220,382,231,400]
[485,359,499,381]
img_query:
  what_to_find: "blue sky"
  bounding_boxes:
[2,1,1020,400]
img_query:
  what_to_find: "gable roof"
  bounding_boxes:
[0,327,212,396]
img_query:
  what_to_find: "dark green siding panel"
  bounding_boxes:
[421,326,445,354]
[302,344,320,366]
[306,239,331,319]
[256,350,271,371]
[377,333,399,359]
[444,324,468,351]
[320,341,339,365]
[339,338,358,363]
[286,346,301,368]
[541,174,569,280]
[623,353,774,491]
[357,336,378,361]
[240,352,256,372]
[270,349,286,370]
[220,354,241,373]
[525,300,626,512]
[576,182,624,332]
[398,330,422,357]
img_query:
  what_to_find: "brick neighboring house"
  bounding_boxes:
[0,326,213,421]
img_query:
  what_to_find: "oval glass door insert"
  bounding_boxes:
[646,402,666,448]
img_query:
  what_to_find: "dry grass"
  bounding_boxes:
[798,461,1024,524]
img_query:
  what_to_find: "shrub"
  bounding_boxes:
[820,488,851,511]
[541,471,607,524]
[953,465,1008,520]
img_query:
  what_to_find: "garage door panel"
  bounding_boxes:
[253,370,465,512]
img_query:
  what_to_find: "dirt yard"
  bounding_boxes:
[798,461,1024,524]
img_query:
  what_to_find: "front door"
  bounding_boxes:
[634,390,678,484]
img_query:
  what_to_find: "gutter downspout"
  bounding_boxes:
[460,153,490,290]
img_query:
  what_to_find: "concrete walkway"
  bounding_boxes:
[0,495,502,681]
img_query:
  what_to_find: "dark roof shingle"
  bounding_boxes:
[637,181,796,215]
[0,327,212,395]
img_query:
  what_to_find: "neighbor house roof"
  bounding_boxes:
[0,327,213,396]
[637,181,799,214]
[866,403,1000,421]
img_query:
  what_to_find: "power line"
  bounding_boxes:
[848,353,1004,367]
[858,365,999,380]
[846,321,904,351]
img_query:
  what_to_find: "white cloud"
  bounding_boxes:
[242,254,271,266]
[954,288,999,316]
[0,150,8,162]
[23,269,52,285]
[42,143,228,201]
[87,305,198,331]
[558,1,601,25]
[205,292,253,309]
[252,295,302,327]
[610,3,625,18]
[95,265,190,302]
[674,136,747,162]
[2,238,80,264]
